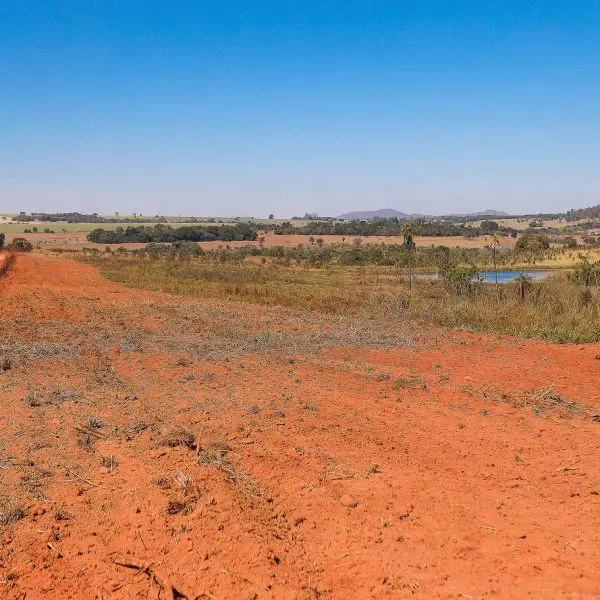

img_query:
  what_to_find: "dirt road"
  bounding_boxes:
[0,254,598,599]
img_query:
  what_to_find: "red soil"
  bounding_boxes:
[0,254,598,599]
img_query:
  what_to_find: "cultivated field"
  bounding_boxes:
[0,252,599,598]
[2,213,600,258]
[0,231,516,253]
[473,217,593,230]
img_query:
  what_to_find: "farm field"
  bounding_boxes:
[0,229,515,252]
[0,253,599,599]
[0,218,312,235]
[474,217,594,231]
[0,221,207,234]
[2,215,599,257]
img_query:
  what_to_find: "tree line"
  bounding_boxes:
[18,212,168,224]
[87,223,257,244]
[271,218,518,238]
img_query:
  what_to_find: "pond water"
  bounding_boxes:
[478,270,552,283]
[410,270,554,283]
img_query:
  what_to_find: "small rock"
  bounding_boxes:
[340,494,358,508]
[595,354,600,360]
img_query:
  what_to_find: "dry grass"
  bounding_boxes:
[196,440,260,493]
[166,471,201,515]
[0,505,27,527]
[160,427,196,449]
[506,387,587,419]
[79,254,600,343]
[197,440,233,472]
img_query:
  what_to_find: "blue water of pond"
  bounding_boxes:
[478,270,551,283]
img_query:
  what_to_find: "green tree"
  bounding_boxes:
[572,258,600,286]
[480,220,499,233]
[439,262,481,295]
[10,238,33,252]
[515,234,551,252]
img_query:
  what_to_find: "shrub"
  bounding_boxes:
[572,259,600,286]
[10,237,33,252]
[439,262,481,295]
[515,234,551,252]
[172,240,204,256]
[480,220,499,233]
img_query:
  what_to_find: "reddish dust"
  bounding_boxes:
[0,254,598,599]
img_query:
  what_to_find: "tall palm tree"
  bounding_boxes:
[401,221,416,291]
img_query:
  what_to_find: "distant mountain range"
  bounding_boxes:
[447,209,511,218]
[336,208,510,220]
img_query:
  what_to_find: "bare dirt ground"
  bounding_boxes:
[0,254,599,599]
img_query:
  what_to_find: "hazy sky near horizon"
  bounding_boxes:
[1,1,599,217]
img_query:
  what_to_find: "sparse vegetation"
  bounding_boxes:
[0,504,27,527]
[160,427,196,449]
[9,238,33,252]
[79,250,600,342]
[2,239,598,598]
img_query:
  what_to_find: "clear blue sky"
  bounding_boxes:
[1,1,599,217]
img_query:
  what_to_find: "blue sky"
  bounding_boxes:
[1,1,599,217]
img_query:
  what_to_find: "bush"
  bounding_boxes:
[514,234,551,252]
[10,238,33,252]
[172,240,205,256]
[439,262,481,295]
[0,232,4,250]
[480,220,499,233]
[572,259,600,286]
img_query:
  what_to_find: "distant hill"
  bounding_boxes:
[454,209,510,218]
[337,209,416,221]
[337,208,509,221]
